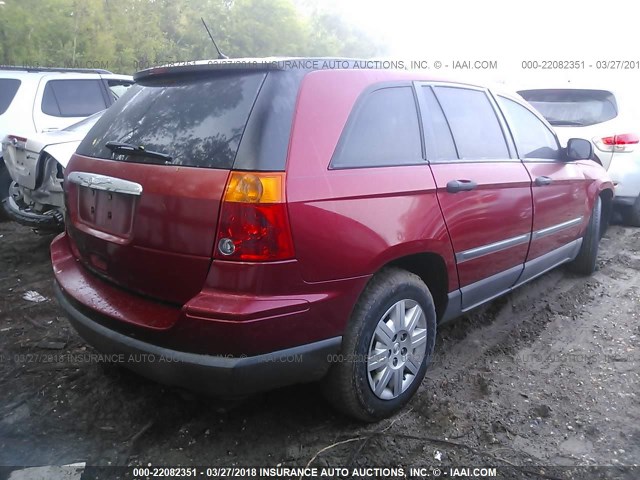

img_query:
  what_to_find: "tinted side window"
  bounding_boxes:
[0,79,21,115]
[497,96,560,160]
[434,87,509,160]
[41,80,108,117]
[419,86,458,161]
[332,86,423,168]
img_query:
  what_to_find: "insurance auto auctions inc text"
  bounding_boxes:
[131,58,499,71]
[256,466,498,477]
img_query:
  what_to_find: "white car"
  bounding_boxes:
[1,111,104,230]
[518,85,640,226]
[0,67,133,217]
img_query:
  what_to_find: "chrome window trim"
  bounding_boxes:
[67,171,142,196]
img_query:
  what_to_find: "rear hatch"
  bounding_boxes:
[518,88,620,169]
[65,65,302,305]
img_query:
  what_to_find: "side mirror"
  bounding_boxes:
[566,138,593,161]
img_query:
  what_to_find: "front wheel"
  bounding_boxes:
[569,196,602,275]
[322,268,437,421]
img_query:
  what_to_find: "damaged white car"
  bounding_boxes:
[1,111,103,231]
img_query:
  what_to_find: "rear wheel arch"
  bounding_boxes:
[377,252,449,321]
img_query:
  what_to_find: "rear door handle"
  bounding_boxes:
[535,176,553,186]
[446,179,477,193]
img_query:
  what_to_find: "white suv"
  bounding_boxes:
[518,85,640,226]
[0,67,133,217]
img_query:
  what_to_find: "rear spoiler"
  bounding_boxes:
[134,59,289,82]
[133,57,367,82]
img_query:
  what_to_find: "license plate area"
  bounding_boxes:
[78,186,136,237]
[68,171,142,240]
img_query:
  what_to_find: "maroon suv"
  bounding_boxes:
[51,59,614,421]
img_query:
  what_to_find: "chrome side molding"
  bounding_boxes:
[456,233,531,264]
[67,172,143,196]
[456,216,584,264]
[532,217,583,240]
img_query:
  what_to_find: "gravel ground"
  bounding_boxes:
[0,221,638,479]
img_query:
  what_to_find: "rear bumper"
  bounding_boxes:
[50,232,367,394]
[52,233,364,354]
[54,282,340,395]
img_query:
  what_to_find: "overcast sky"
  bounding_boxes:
[329,0,638,86]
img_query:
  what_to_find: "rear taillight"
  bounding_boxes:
[7,135,27,150]
[214,172,294,262]
[594,133,639,152]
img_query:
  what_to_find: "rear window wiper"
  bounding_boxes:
[105,141,173,163]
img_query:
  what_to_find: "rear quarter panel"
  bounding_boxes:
[286,70,457,290]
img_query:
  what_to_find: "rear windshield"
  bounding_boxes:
[77,72,267,169]
[518,89,618,127]
[0,79,21,115]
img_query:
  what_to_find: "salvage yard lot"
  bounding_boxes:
[0,222,639,472]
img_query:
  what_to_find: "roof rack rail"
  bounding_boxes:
[0,66,113,74]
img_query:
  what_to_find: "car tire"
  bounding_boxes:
[569,196,602,275]
[622,195,640,227]
[321,268,437,422]
[0,161,11,221]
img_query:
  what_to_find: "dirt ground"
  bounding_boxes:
[0,220,638,479]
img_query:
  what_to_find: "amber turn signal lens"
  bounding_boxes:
[223,172,285,204]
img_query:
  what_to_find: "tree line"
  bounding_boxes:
[0,0,381,74]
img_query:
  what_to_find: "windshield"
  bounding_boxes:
[518,89,618,127]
